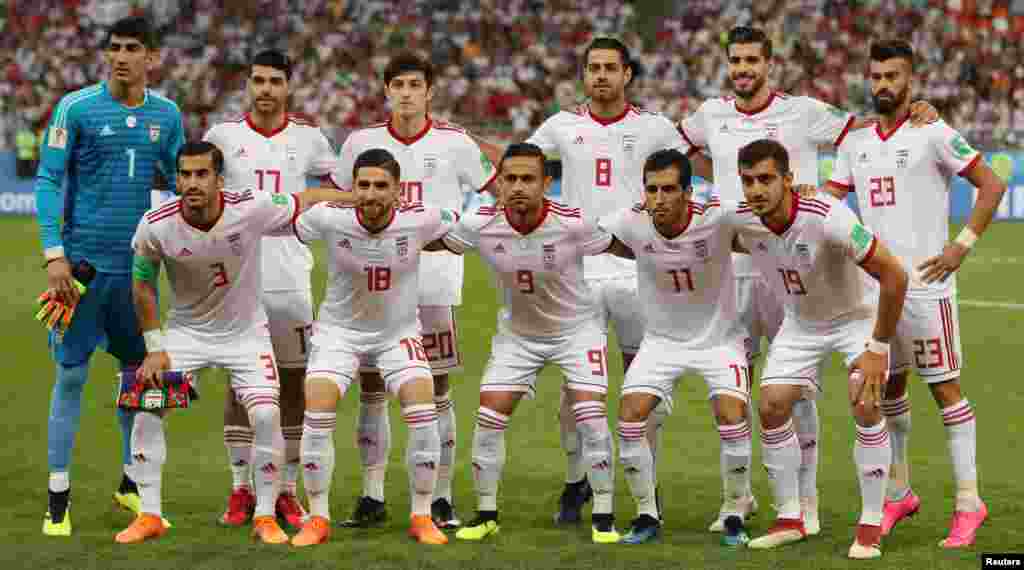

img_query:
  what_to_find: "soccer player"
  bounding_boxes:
[34,16,185,536]
[730,140,908,559]
[825,40,1006,548]
[598,149,752,546]
[288,148,458,547]
[331,52,497,529]
[448,143,628,544]
[676,25,937,534]
[203,49,341,529]
[525,36,697,524]
[121,141,348,544]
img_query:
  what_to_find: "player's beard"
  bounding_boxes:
[253,97,284,116]
[586,81,622,104]
[730,71,765,100]
[872,84,909,116]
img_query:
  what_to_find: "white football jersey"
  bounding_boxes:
[598,200,745,349]
[333,118,497,305]
[829,119,981,299]
[132,191,299,340]
[729,193,879,325]
[527,104,686,279]
[442,200,613,337]
[679,93,854,276]
[293,202,458,347]
[203,114,340,291]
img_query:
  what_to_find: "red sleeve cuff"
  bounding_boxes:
[475,169,499,193]
[857,236,878,267]
[958,153,982,177]
[833,115,855,148]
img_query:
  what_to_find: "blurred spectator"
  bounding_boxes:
[15,121,39,178]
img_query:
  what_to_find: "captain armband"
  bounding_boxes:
[132,254,160,283]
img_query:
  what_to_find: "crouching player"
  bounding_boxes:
[122,141,347,544]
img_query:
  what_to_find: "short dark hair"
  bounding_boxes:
[582,36,633,83]
[353,148,401,182]
[643,149,693,189]
[177,141,224,175]
[738,139,790,175]
[250,49,292,80]
[726,26,772,59]
[105,16,155,49]
[500,142,546,174]
[870,40,914,68]
[383,52,434,87]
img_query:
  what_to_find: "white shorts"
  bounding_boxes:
[480,322,609,397]
[891,296,963,383]
[419,305,462,375]
[622,333,751,413]
[263,289,313,369]
[165,325,280,399]
[307,322,432,396]
[736,275,784,361]
[760,315,874,393]
[588,276,644,354]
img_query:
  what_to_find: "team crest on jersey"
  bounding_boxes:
[126,115,137,128]
[895,149,910,169]
[423,155,438,179]
[719,123,730,134]
[149,124,161,143]
[795,243,812,267]
[227,232,243,256]
[338,238,352,249]
[235,146,247,158]
[542,244,556,269]
[857,151,870,164]
[694,239,708,260]
[494,243,506,254]
[396,236,410,260]
[764,123,779,139]
[643,243,656,253]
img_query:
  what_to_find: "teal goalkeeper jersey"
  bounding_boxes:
[35,82,185,273]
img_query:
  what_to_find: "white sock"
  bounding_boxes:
[131,412,166,517]
[245,395,284,518]
[434,392,456,502]
[718,420,753,507]
[854,419,891,526]
[942,399,981,512]
[403,404,441,516]
[792,397,820,501]
[573,401,613,515]
[647,401,669,487]
[282,424,302,497]
[761,419,801,520]
[358,392,389,502]
[49,471,70,493]
[224,425,253,491]
[618,420,657,518]
[472,407,508,512]
[882,394,911,500]
[301,411,336,520]
[558,390,585,484]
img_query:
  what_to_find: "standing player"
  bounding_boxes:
[289,148,456,547]
[525,36,698,524]
[598,149,753,546]
[332,52,497,529]
[34,17,185,536]
[731,140,908,559]
[121,141,347,544]
[676,26,937,534]
[826,40,1005,548]
[447,143,627,544]
[203,49,341,529]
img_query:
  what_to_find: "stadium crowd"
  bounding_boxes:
[4,0,1024,150]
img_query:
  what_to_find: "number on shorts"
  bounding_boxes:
[399,181,423,204]
[587,348,607,377]
[729,363,751,392]
[400,337,429,363]
[777,268,807,295]
[668,268,695,292]
[595,158,612,187]
[913,338,944,369]
[255,169,282,193]
[294,324,312,355]
[259,353,278,382]
[421,331,455,362]
[516,269,535,294]
[211,262,230,288]
[868,176,896,207]
[364,266,392,291]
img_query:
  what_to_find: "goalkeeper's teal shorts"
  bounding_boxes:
[49,271,147,367]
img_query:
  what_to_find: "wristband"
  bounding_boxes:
[866,339,890,356]
[143,329,165,353]
[954,227,978,249]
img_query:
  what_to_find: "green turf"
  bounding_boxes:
[2,216,1020,569]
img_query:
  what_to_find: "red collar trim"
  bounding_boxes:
[356,204,397,234]
[762,191,799,236]
[182,192,224,232]
[734,91,776,116]
[245,113,288,138]
[588,104,631,126]
[388,117,432,146]
[875,112,910,142]
[505,199,550,236]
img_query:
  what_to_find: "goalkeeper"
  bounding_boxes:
[34,17,185,536]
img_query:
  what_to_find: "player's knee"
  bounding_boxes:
[56,363,89,392]
[715,395,747,426]
[758,395,791,427]
[247,402,281,432]
[618,395,653,423]
[884,371,910,400]
[305,376,341,411]
[929,378,963,408]
[851,401,882,425]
